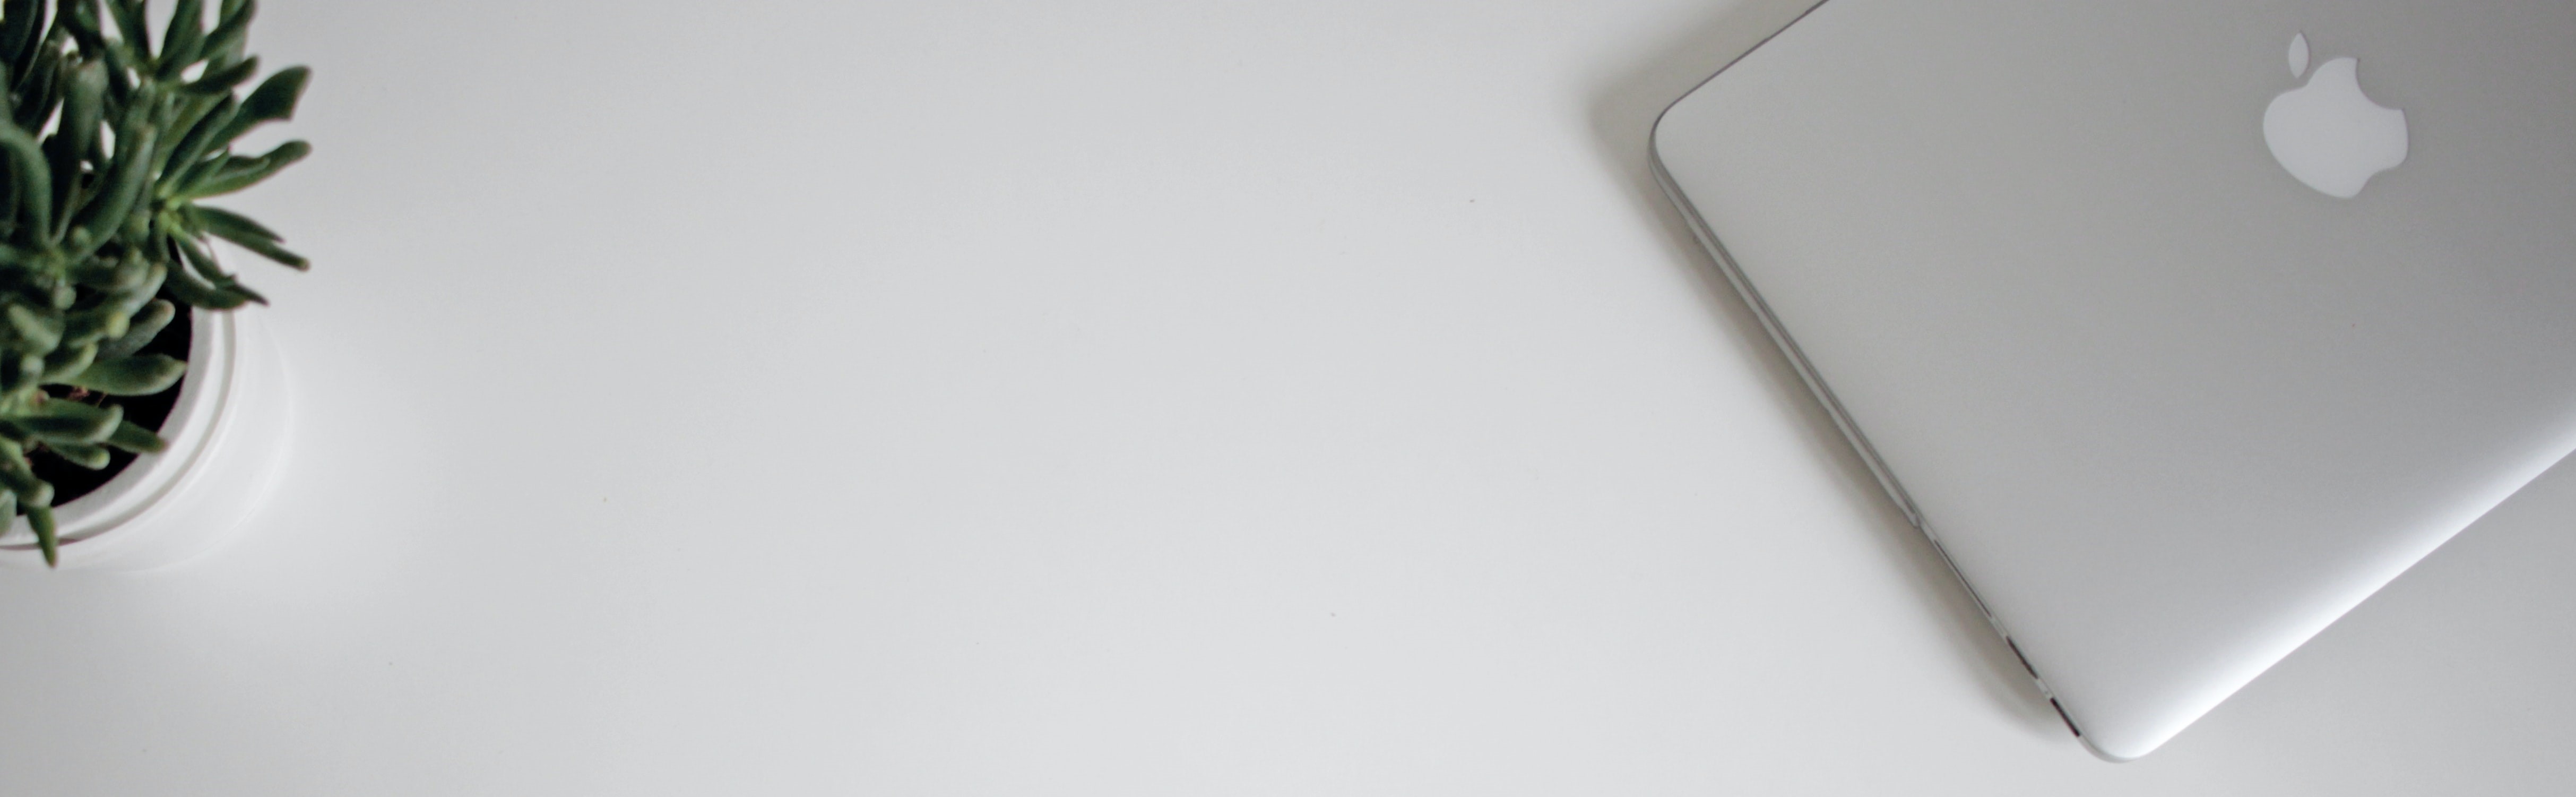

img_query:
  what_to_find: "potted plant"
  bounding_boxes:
[0,0,308,570]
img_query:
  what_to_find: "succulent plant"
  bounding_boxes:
[0,0,308,565]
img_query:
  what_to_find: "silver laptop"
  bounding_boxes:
[1650,1,2576,761]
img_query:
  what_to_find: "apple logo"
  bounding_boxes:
[2263,33,2408,199]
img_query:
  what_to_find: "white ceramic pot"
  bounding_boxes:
[0,307,292,571]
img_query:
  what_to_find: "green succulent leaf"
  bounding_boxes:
[202,61,299,147]
[99,296,169,357]
[159,0,204,75]
[8,44,55,131]
[50,58,104,147]
[46,59,103,225]
[161,92,232,178]
[110,262,166,313]
[183,52,251,93]
[238,62,303,116]
[1,1,44,87]
[8,352,41,393]
[158,254,253,307]
[66,252,145,290]
[0,118,51,237]
[150,89,220,168]
[4,303,59,353]
[202,225,300,269]
[105,0,145,59]
[189,203,274,241]
[180,137,301,199]
[97,18,132,98]
[28,501,54,567]
[46,440,107,469]
[58,1,105,54]
[38,339,92,381]
[60,307,111,346]
[65,352,179,395]
[13,397,119,442]
[201,1,252,66]
[191,203,306,268]
[68,122,151,255]
[104,417,163,453]
[0,450,40,492]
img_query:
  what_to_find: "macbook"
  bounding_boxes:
[1652,0,2576,760]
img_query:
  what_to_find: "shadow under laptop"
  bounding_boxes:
[1583,0,2070,741]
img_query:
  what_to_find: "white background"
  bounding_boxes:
[0,1,2569,793]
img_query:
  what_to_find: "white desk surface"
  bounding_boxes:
[0,1,2566,793]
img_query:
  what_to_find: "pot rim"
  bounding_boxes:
[0,308,240,555]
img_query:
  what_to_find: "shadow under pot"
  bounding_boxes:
[0,306,292,571]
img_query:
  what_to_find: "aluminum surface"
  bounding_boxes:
[1652,0,2576,760]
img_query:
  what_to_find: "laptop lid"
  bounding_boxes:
[1650,0,2576,760]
